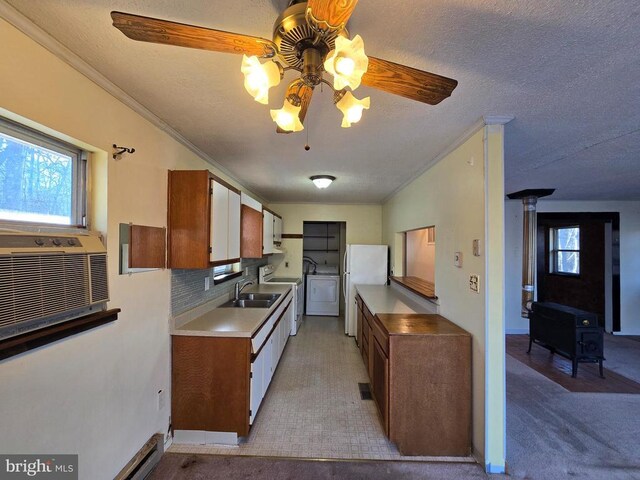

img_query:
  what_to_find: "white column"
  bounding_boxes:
[483,120,508,474]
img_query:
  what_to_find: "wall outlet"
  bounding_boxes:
[158,389,166,411]
[285,261,289,268]
[469,274,480,293]
[454,251,463,267]
[204,277,210,291]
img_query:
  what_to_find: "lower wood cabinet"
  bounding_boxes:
[355,293,472,456]
[371,336,389,435]
[172,294,293,439]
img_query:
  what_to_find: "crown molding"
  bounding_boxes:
[483,115,515,125]
[380,115,515,204]
[0,1,247,191]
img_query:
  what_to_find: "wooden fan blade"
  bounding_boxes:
[277,83,314,134]
[361,57,458,105]
[306,0,359,31]
[111,11,277,57]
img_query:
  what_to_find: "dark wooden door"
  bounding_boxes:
[537,213,618,328]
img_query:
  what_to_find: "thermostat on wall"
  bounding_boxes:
[473,239,481,256]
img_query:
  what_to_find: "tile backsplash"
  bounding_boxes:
[171,258,268,316]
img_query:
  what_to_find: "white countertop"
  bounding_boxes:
[355,284,437,315]
[171,284,292,338]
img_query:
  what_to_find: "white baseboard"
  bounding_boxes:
[614,330,640,336]
[505,329,529,334]
[173,429,238,446]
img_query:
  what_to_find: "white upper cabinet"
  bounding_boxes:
[210,180,229,262]
[241,192,262,212]
[228,190,241,259]
[273,215,282,245]
[263,210,274,255]
[210,179,241,262]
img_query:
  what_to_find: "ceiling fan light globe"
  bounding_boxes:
[270,99,304,132]
[336,91,370,128]
[335,56,355,76]
[241,55,281,104]
[324,35,368,90]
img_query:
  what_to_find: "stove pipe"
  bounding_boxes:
[506,189,555,318]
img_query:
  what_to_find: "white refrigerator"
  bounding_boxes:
[343,244,388,336]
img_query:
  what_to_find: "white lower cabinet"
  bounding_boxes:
[249,298,293,425]
[250,349,265,425]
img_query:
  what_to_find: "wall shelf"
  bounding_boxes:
[303,222,340,253]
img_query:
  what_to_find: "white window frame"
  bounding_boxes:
[550,226,580,276]
[0,117,87,229]
[213,261,242,284]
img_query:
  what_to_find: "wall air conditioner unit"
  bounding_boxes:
[0,233,109,341]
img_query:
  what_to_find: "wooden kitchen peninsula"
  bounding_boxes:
[355,286,471,456]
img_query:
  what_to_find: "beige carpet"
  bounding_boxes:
[506,350,640,479]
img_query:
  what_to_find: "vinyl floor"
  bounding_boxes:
[169,315,476,463]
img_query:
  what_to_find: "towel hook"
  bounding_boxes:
[112,144,136,160]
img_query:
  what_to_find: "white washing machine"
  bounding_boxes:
[306,265,340,316]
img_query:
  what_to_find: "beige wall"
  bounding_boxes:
[406,228,435,282]
[0,18,260,479]
[267,203,383,276]
[382,126,506,470]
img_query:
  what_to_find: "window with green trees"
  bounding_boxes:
[0,117,86,226]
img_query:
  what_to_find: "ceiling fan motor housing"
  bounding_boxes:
[273,1,347,72]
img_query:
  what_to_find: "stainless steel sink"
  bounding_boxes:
[220,294,280,308]
[237,293,280,302]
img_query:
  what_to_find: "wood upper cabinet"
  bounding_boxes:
[167,170,241,269]
[241,204,263,259]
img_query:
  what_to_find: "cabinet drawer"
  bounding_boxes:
[362,318,370,342]
[371,317,389,356]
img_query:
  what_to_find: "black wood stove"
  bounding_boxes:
[528,302,604,378]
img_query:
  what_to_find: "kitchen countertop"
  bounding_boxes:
[375,313,470,336]
[171,284,292,338]
[355,284,436,315]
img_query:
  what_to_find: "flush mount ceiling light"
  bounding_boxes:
[112,1,458,134]
[310,175,336,189]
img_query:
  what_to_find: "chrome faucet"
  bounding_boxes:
[234,280,254,300]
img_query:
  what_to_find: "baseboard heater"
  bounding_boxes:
[115,433,164,480]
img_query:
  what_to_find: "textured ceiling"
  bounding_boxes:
[4,0,640,202]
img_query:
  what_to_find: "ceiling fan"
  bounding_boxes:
[111,0,458,134]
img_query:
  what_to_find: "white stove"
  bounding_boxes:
[259,265,304,335]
